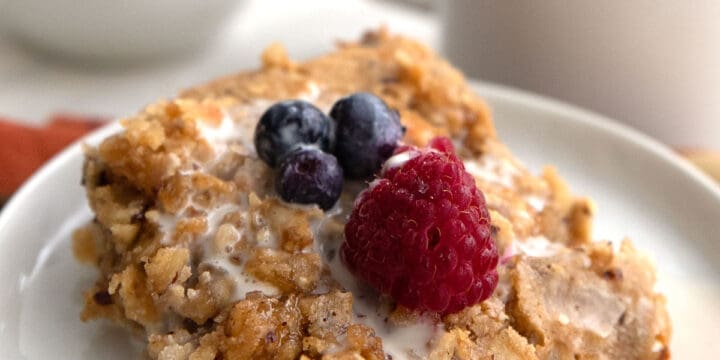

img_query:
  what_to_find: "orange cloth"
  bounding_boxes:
[0,115,104,197]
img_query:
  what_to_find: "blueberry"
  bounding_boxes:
[276,147,343,210]
[330,93,404,179]
[254,100,333,167]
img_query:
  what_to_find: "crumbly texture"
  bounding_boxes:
[74,29,671,359]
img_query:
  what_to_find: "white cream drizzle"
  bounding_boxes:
[464,155,519,188]
[525,194,547,212]
[199,199,282,299]
[501,236,564,264]
[382,150,418,172]
[196,112,243,146]
[196,103,269,159]
[299,81,321,102]
[513,236,563,258]
[317,223,437,360]
[150,190,280,299]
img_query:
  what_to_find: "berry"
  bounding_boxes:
[276,147,343,210]
[341,137,498,315]
[254,100,333,167]
[330,92,404,179]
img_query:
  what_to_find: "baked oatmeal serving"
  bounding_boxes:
[73,30,671,359]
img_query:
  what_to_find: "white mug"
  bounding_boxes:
[441,1,720,150]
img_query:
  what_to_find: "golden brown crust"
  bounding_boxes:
[74,29,670,359]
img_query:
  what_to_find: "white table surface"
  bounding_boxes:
[0,0,438,125]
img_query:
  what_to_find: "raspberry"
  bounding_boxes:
[341,137,498,315]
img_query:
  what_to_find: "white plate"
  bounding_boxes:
[0,83,718,359]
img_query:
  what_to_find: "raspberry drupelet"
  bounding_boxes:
[341,137,499,315]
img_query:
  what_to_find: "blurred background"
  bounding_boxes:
[0,0,718,204]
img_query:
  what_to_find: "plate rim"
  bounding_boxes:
[473,81,720,199]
